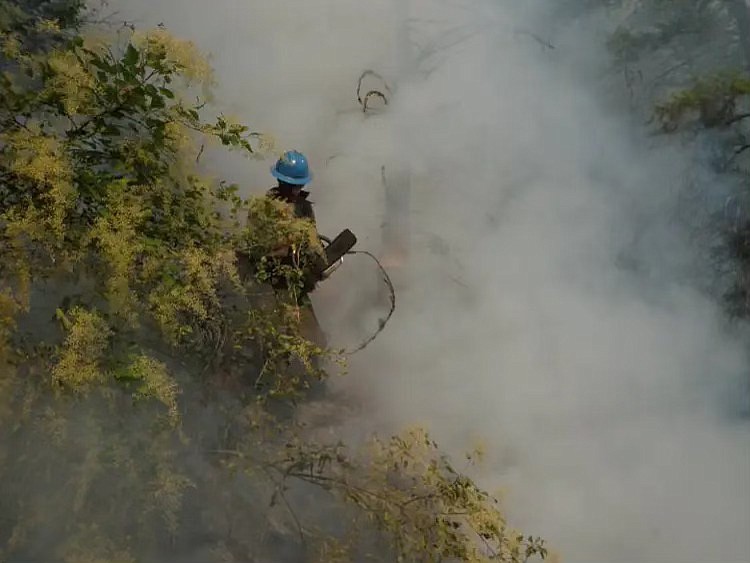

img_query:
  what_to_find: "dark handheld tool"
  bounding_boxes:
[318,229,357,279]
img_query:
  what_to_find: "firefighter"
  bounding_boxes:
[267,150,316,222]
[265,150,328,349]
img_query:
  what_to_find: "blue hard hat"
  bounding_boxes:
[270,150,312,185]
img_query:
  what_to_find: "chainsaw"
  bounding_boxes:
[317,228,357,280]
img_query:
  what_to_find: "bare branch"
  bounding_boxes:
[727,112,750,126]
[512,28,555,50]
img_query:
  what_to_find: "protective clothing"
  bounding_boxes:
[264,186,326,297]
[270,150,312,185]
[266,186,315,222]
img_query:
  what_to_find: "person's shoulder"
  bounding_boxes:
[297,193,316,220]
[266,186,281,198]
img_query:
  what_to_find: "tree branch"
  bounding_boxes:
[260,466,307,547]
[727,112,750,126]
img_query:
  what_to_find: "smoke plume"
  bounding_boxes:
[99,0,750,561]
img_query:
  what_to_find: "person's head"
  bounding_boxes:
[270,151,311,194]
[277,181,303,198]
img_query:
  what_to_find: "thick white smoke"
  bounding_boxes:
[101,1,750,561]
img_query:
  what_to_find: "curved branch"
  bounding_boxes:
[727,112,750,126]
[361,90,389,112]
[356,70,392,108]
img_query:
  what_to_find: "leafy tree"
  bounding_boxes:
[578,1,750,318]
[0,3,548,562]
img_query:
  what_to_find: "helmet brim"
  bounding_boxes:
[271,166,311,185]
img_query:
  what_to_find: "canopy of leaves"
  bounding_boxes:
[654,71,750,130]
[0,4,547,563]
[588,1,750,320]
[596,0,747,115]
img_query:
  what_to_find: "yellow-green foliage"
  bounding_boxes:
[146,246,234,346]
[2,33,22,59]
[245,301,330,396]
[119,354,180,425]
[0,9,547,563]
[331,428,548,562]
[86,180,147,323]
[146,462,195,536]
[244,196,323,260]
[0,290,21,359]
[45,49,96,115]
[655,71,750,130]
[2,127,75,239]
[0,20,321,378]
[132,26,215,86]
[242,195,326,309]
[228,426,548,562]
[52,307,112,390]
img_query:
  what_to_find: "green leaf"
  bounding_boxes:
[123,43,139,67]
[150,94,165,109]
[90,57,112,72]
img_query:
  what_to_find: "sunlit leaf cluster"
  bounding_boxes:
[0,4,547,562]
